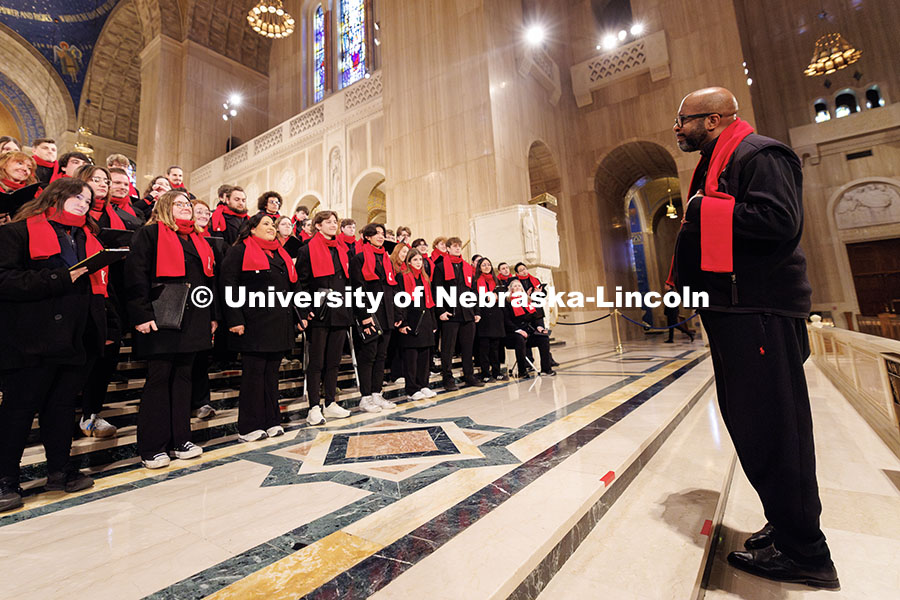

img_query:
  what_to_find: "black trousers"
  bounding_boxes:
[138,353,195,459]
[440,320,476,380]
[190,350,211,410]
[0,364,89,481]
[306,327,346,407]
[81,343,120,415]
[666,310,693,342]
[701,311,830,564]
[403,347,431,395]
[355,330,392,396]
[506,333,551,374]
[238,352,282,434]
[478,337,503,378]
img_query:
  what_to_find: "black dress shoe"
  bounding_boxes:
[0,478,23,513]
[442,378,458,391]
[727,546,840,590]
[495,374,509,381]
[745,523,775,550]
[541,370,557,377]
[465,377,485,387]
[517,371,532,379]
[550,359,559,367]
[46,468,94,493]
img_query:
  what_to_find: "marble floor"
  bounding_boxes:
[1,333,896,599]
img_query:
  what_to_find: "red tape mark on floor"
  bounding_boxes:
[600,471,615,486]
[700,519,713,536]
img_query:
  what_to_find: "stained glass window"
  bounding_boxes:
[313,5,326,103]
[340,0,366,88]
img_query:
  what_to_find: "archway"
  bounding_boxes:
[527,140,562,203]
[350,168,386,226]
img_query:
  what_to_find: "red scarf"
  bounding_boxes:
[477,274,496,292]
[242,236,297,282]
[517,273,541,289]
[300,230,313,242]
[308,232,349,278]
[511,293,536,316]
[443,254,474,286]
[361,243,397,284]
[403,269,435,308]
[497,273,511,283]
[431,248,447,261]
[49,171,69,183]
[200,226,211,237]
[104,195,137,230]
[210,204,248,232]
[26,212,108,296]
[338,232,356,248]
[33,156,59,180]
[1,178,26,191]
[156,221,215,278]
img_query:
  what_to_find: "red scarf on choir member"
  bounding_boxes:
[33,156,59,180]
[210,204,248,232]
[443,254,474,286]
[241,236,297,282]
[497,272,511,284]
[477,274,496,292]
[156,221,215,278]
[517,273,541,289]
[88,195,106,221]
[361,243,397,284]
[200,226,211,237]
[338,232,357,248]
[1,178,26,191]
[308,232,349,278]
[104,195,137,230]
[403,269,435,308]
[431,248,448,261]
[511,293,537,316]
[129,183,140,200]
[299,230,313,242]
[26,211,108,296]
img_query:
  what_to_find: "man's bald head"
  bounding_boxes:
[674,87,740,153]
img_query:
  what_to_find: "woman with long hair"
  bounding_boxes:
[475,257,507,381]
[0,151,39,224]
[189,197,217,420]
[395,249,438,400]
[0,136,21,154]
[75,164,111,222]
[503,279,555,378]
[136,175,171,220]
[0,179,109,510]
[125,190,217,469]
[220,213,299,441]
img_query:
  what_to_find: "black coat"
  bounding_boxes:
[431,256,479,322]
[349,250,396,331]
[503,305,547,338]
[98,203,145,232]
[395,273,436,348]
[220,242,297,353]
[476,288,505,339]
[136,195,156,221]
[295,242,352,329]
[0,220,107,369]
[125,224,217,357]
[219,213,249,246]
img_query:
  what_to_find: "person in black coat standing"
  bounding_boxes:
[663,283,695,343]
[432,236,483,390]
[503,279,555,378]
[0,179,108,511]
[209,186,248,245]
[395,249,438,400]
[474,258,507,381]
[349,222,399,413]
[295,211,353,426]
[221,213,299,442]
[126,190,217,470]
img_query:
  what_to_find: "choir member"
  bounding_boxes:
[98,168,145,232]
[385,229,396,242]
[513,262,544,295]
[189,198,217,420]
[349,223,399,413]
[210,185,248,245]
[105,154,141,203]
[295,210,354,425]
[475,258,507,381]
[166,165,194,199]
[390,243,410,276]
[0,179,109,509]
[192,198,212,237]
[429,236,448,274]
[299,218,315,243]
[292,205,309,237]
[496,262,513,287]
[76,165,111,221]
[396,225,412,245]
[126,190,217,469]
[432,236,483,390]
[55,152,90,181]
[136,175,171,220]
[274,215,301,257]
[395,249,438,400]
[0,151,38,224]
[386,242,411,382]
[221,213,299,441]
[0,136,21,153]
[503,279,555,378]
[30,138,58,186]
[338,218,361,258]
[257,191,283,219]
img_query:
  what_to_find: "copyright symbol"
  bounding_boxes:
[191,285,213,309]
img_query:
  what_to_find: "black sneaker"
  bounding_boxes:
[45,468,94,493]
[541,370,557,377]
[465,377,486,388]
[517,371,533,379]
[442,377,458,391]
[0,478,23,512]
[495,374,509,381]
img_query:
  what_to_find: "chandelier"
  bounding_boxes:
[247,0,295,39]
[804,33,861,77]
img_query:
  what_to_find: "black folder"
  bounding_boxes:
[355,314,383,343]
[404,308,426,336]
[206,235,229,257]
[99,228,135,248]
[281,235,302,258]
[68,248,130,273]
[150,283,191,330]
[0,183,41,216]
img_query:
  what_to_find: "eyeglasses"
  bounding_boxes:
[90,176,110,185]
[674,113,721,128]
[172,201,192,209]
[268,199,282,206]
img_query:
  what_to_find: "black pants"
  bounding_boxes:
[81,343,120,415]
[238,352,282,434]
[138,353,195,459]
[701,311,830,564]
[306,327,346,407]
[440,320,475,380]
[506,333,551,374]
[479,337,503,378]
[355,330,392,396]
[0,364,89,481]
[403,347,431,395]
[190,350,211,410]
[666,310,693,342]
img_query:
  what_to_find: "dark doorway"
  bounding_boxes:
[846,238,900,315]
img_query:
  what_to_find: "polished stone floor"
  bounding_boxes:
[1,332,896,599]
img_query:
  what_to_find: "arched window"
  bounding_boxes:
[313,4,326,103]
[835,90,859,118]
[865,86,885,109]
[340,0,367,88]
[814,99,830,123]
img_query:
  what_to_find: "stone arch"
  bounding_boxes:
[133,0,186,46]
[185,0,272,73]
[292,191,323,218]
[350,168,386,225]
[527,140,562,202]
[0,22,76,139]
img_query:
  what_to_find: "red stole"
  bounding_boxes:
[210,204,247,232]
[156,221,215,278]
[497,273,511,284]
[299,230,313,242]
[511,292,536,316]
[477,274,496,292]
[443,255,474,286]
[517,273,541,289]
[105,195,137,230]
[242,236,297,283]
[361,243,397,284]
[49,171,68,183]
[338,232,357,249]
[403,269,435,308]
[25,212,108,296]
[308,232,349,278]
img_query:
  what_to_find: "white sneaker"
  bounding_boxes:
[91,415,117,438]
[307,405,325,425]
[419,387,437,398]
[238,430,268,443]
[142,453,171,469]
[79,415,95,437]
[171,442,203,459]
[266,425,285,438]
[196,404,216,420]
[411,391,426,401]
[372,392,396,409]
[324,402,351,419]
[359,396,382,413]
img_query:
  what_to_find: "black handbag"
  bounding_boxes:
[150,283,191,330]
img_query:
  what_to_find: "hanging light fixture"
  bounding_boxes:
[74,126,94,156]
[665,188,678,219]
[804,33,861,77]
[247,0,295,39]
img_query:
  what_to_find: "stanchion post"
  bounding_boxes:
[613,309,624,354]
